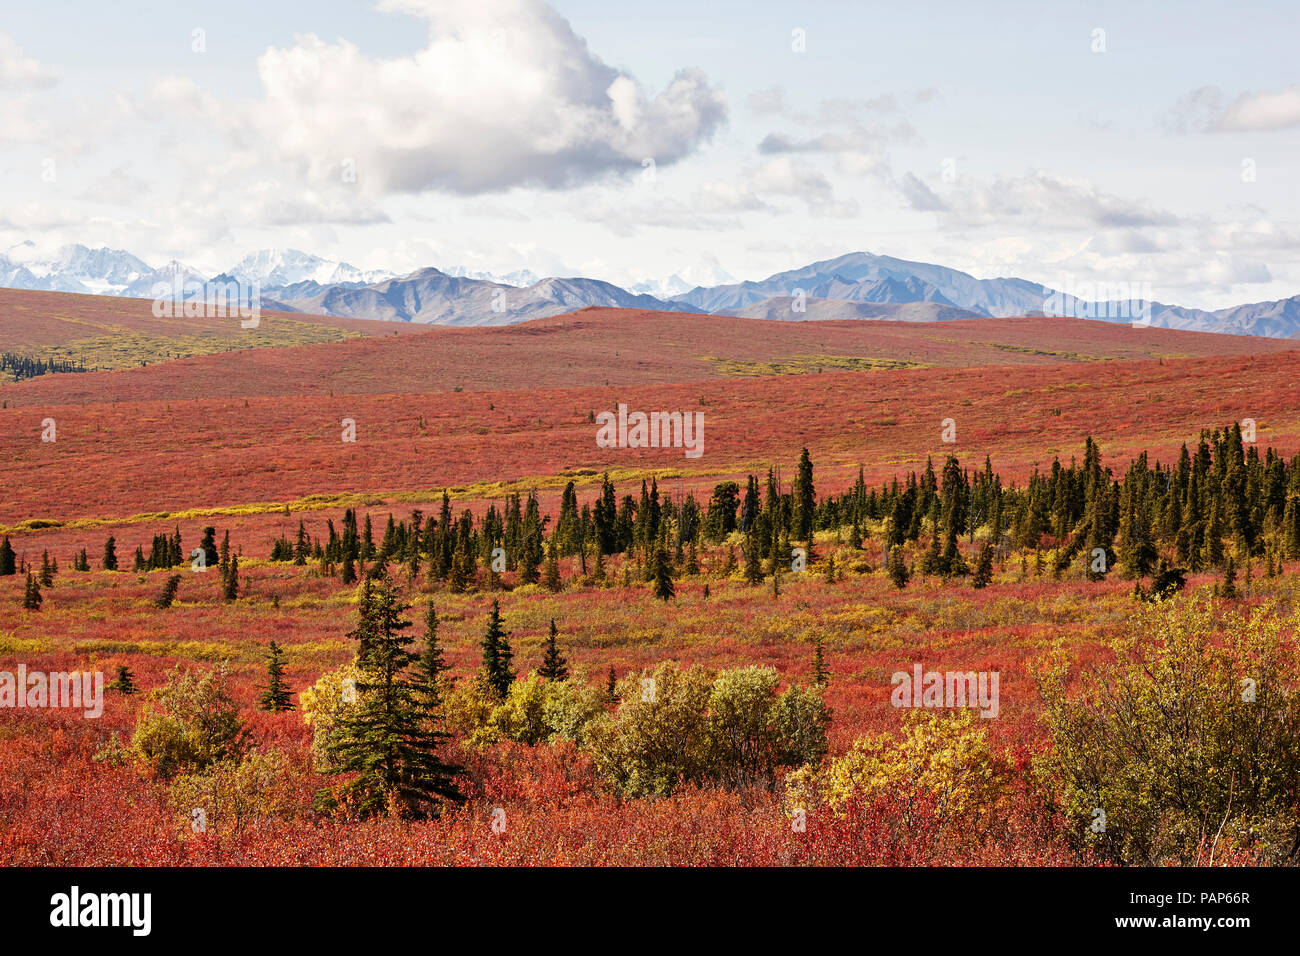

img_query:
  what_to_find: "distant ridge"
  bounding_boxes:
[2,244,1298,338]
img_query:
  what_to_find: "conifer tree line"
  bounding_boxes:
[0,351,87,381]
[7,423,1289,603]
[247,425,1289,592]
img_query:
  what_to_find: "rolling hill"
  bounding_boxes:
[2,296,1294,407]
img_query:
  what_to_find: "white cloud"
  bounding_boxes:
[253,0,726,196]
[0,33,56,90]
[1216,85,1300,132]
[749,158,859,218]
[897,169,1178,229]
[1167,84,1300,133]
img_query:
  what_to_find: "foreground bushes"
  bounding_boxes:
[785,709,1010,833]
[439,662,829,798]
[129,663,247,778]
[585,663,828,797]
[1037,599,1300,865]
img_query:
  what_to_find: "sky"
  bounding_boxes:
[1,0,1298,307]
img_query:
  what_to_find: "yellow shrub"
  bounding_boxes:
[786,709,1007,824]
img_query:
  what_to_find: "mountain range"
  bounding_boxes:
[2,243,1297,338]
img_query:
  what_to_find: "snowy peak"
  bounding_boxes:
[2,242,1299,337]
[230,249,391,289]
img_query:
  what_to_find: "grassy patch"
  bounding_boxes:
[15,322,359,374]
[703,354,928,377]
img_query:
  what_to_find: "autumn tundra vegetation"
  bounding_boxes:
[2,302,1300,866]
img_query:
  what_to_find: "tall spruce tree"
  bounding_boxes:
[743,536,765,585]
[792,447,817,542]
[22,571,42,610]
[887,546,910,589]
[479,600,516,700]
[542,542,562,592]
[259,640,294,711]
[971,543,995,589]
[419,603,448,707]
[222,554,239,601]
[538,619,569,681]
[154,574,182,608]
[651,546,676,601]
[813,634,829,686]
[322,572,462,817]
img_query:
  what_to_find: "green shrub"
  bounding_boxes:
[1036,599,1300,865]
[169,749,297,835]
[131,663,246,779]
[587,662,829,798]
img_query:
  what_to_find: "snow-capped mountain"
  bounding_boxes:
[629,262,737,298]
[443,265,541,287]
[3,242,154,296]
[229,249,392,290]
[3,242,1300,338]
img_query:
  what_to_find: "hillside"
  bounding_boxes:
[2,297,1298,528]
[2,299,1294,408]
[0,288,417,377]
[720,298,980,322]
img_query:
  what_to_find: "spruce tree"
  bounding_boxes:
[542,542,562,592]
[322,572,462,817]
[0,536,15,576]
[479,600,516,701]
[792,447,816,542]
[447,551,468,593]
[813,634,829,686]
[22,571,42,610]
[1217,555,1239,599]
[222,554,239,601]
[102,536,118,571]
[539,619,569,681]
[108,664,136,694]
[200,527,219,568]
[971,543,995,589]
[849,517,864,551]
[154,574,182,608]
[605,666,618,705]
[743,537,764,585]
[259,640,294,711]
[419,603,448,707]
[39,550,55,587]
[293,520,309,565]
[651,546,676,601]
[887,546,910,589]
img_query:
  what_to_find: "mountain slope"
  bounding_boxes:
[4,244,1300,337]
[280,269,694,325]
[720,297,979,322]
[672,251,1050,316]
